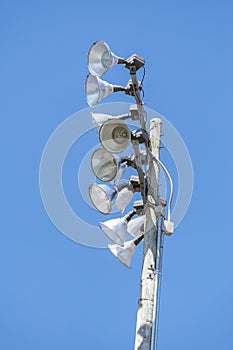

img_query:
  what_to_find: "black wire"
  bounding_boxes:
[131,65,146,103]
[139,66,146,100]
[141,66,146,85]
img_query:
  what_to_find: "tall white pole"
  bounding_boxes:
[134,118,163,350]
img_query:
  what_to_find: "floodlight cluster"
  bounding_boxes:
[85,41,149,268]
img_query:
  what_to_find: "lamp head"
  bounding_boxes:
[108,234,144,268]
[99,210,136,245]
[91,148,118,182]
[99,119,131,154]
[115,177,141,213]
[99,217,128,245]
[90,112,129,128]
[127,215,144,237]
[90,113,113,128]
[88,41,124,76]
[108,240,136,268]
[91,148,128,183]
[85,74,115,107]
[88,183,117,214]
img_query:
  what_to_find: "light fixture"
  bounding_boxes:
[99,119,131,154]
[85,73,126,107]
[88,183,117,215]
[89,177,141,214]
[90,105,140,128]
[108,234,144,268]
[115,176,140,213]
[127,215,145,237]
[91,148,128,183]
[115,182,134,213]
[88,41,126,77]
[99,210,136,245]
[90,112,128,128]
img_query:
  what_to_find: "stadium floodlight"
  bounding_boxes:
[89,177,140,215]
[115,176,141,213]
[91,148,128,183]
[90,105,140,128]
[85,73,126,107]
[88,183,117,215]
[88,41,126,77]
[99,119,131,154]
[108,234,144,268]
[99,210,136,245]
[127,215,145,237]
[90,112,128,128]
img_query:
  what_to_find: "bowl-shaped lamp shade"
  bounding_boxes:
[115,185,134,213]
[85,74,114,107]
[99,119,131,154]
[88,41,119,77]
[127,215,145,237]
[88,184,117,214]
[99,217,128,245]
[91,148,118,182]
[108,240,137,268]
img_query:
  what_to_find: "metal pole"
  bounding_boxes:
[151,217,164,350]
[134,118,162,350]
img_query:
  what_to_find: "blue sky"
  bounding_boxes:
[1,0,233,349]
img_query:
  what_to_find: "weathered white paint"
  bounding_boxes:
[134,118,162,350]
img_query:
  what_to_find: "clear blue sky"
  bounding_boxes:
[1,0,233,349]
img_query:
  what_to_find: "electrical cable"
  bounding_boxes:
[149,151,173,222]
[141,66,146,85]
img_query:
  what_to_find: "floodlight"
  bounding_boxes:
[88,183,117,214]
[99,210,136,245]
[115,184,134,213]
[127,215,145,237]
[99,119,131,154]
[115,176,141,213]
[90,113,115,128]
[108,234,144,268]
[85,74,125,107]
[90,112,128,128]
[91,148,128,182]
[89,177,140,214]
[90,105,140,128]
[88,41,126,77]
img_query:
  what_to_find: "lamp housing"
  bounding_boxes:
[99,119,131,154]
[85,74,125,107]
[88,183,117,214]
[99,210,136,245]
[91,148,128,183]
[88,41,126,77]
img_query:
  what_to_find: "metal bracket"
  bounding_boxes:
[124,79,143,97]
[131,128,149,144]
[125,54,145,71]
[129,175,141,192]
[133,199,144,215]
[129,104,140,120]
[147,202,165,217]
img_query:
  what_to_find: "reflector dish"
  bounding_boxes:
[91,148,118,182]
[108,240,136,268]
[88,41,119,76]
[88,184,117,214]
[127,215,144,237]
[99,119,131,153]
[99,217,128,245]
[85,74,114,107]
